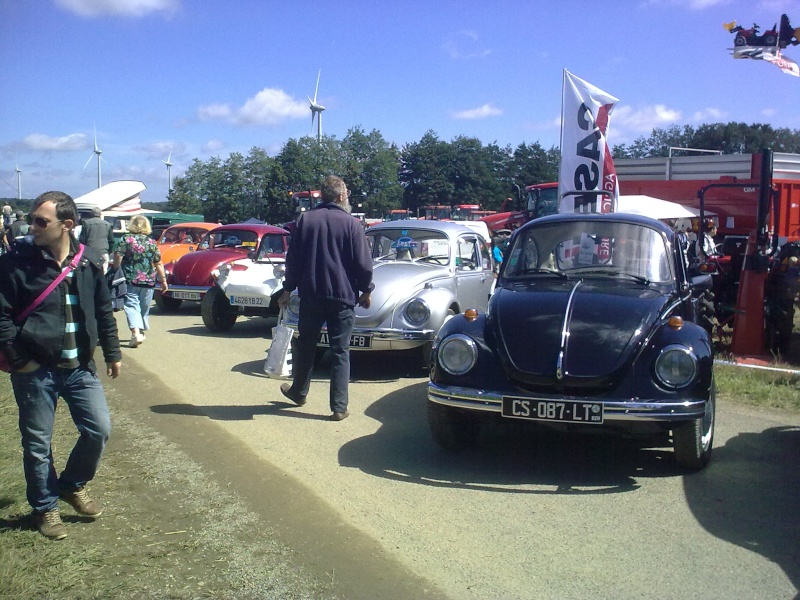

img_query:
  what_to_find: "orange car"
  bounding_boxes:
[156,222,218,265]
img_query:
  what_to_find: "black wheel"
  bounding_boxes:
[155,291,182,312]
[673,377,715,470]
[764,34,777,46]
[201,286,238,332]
[699,290,716,336]
[427,401,480,451]
[734,35,746,46]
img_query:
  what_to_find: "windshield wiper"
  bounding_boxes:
[569,267,650,285]
[520,268,570,279]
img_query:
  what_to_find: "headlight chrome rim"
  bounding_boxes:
[654,344,698,389]
[405,298,430,325]
[438,334,478,376]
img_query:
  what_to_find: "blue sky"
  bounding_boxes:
[1,0,798,203]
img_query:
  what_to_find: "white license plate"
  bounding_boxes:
[229,295,264,306]
[319,332,372,348]
[501,397,603,424]
[172,291,201,301]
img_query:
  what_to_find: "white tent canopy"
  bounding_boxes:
[74,180,157,215]
[616,195,715,220]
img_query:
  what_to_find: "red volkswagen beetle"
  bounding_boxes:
[155,223,290,312]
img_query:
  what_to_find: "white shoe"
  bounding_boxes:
[129,336,140,348]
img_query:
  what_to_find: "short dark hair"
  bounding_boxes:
[320,175,347,204]
[32,191,78,223]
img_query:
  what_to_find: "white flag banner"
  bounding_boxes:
[558,70,620,213]
[732,47,800,77]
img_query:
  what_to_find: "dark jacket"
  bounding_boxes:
[0,237,121,371]
[79,216,115,253]
[282,203,373,307]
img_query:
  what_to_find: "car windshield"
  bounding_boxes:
[160,227,208,245]
[199,229,259,250]
[255,233,289,261]
[367,228,451,265]
[504,220,673,283]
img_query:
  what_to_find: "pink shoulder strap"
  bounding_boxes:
[16,244,85,323]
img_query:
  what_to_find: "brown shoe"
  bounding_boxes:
[34,509,67,540]
[330,411,349,421]
[60,487,103,518]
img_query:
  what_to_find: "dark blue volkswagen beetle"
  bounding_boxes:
[427,212,716,470]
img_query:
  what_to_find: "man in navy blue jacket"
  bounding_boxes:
[277,176,373,421]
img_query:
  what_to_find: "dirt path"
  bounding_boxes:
[96,356,448,599]
[99,307,800,599]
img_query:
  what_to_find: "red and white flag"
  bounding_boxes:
[734,47,800,77]
[558,70,619,214]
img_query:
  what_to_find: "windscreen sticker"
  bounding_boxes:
[392,236,418,249]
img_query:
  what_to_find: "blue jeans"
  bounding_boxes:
[11,366,112,513]
[123,284,155,331]
[289,298,354,414]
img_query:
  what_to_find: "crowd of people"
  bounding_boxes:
[0,177,374,541]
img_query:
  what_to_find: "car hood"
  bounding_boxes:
[218,261,284,295]
[491,280,670,388]
[170,248,248,286]
[355,261,448,325]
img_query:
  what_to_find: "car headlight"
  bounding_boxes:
[438,334,477,375]
[654,345,697,389]
[287,294,301,317]
[405,298,430,325]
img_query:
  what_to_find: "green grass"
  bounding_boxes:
[0,384,113,599]
[715,362,800,412]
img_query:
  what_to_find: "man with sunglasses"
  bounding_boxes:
[0,191,122,540]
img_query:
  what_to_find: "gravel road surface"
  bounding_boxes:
[109,307,800,599]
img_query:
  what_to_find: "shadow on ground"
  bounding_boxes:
[684,425,800,592]
[337,381,688,495]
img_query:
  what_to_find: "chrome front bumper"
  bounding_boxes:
[427,382,707,422]
[283,323,435,343]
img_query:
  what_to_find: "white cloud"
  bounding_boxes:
[639,0,730,9]
[203,140,225,153]
[691,108,726,122]
[611,104,682,138]
[134,141,186,159]
[22,133,88,152]
[451,103,503,120]
[443,30,492,59]
[54,0,179,18]
[198,88,308,127]
[762,108,778,117]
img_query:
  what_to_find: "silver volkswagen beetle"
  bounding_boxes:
[282,219,495,366]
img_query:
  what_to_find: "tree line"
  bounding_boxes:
[166,122,800,224]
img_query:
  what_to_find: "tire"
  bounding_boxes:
[427,401,480,451]
[734,36,746,46]
[764,34,777,46]
[155,292,182,312]
[201,286,238,332]
[699,290,716,337]
[673,378,715,470]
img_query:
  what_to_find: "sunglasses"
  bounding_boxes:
[26,214,63,229]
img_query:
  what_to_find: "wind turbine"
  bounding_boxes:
[83,127,102,188]
[14,163,21,200]
[308,69,325,143]
[163,148,173,192]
